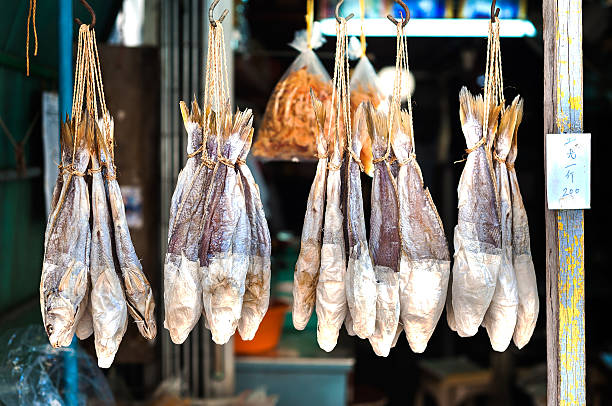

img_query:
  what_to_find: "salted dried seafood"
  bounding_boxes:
[100,116,156,340]
[367,107,401,357]
[237,132,272,341]
[508,101,539,349]
[391,108,450,353]
[316,113,348,353]
[89,135,128,367]
[163,101,213,344]
[292,92,328,330]
[40,114,92,348]
[482,97,521,351]
[200,107,253,345]
[344,103,376,339]
[450,87,502,337]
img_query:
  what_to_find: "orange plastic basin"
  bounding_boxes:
[234,302,289,355]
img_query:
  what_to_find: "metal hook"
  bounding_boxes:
[74,0,96,27]
[335,0,354,23]
[387,0,410,27]
[209,0,229,27]
[491,0,500,22]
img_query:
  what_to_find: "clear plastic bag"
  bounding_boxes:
[252,23,332,161]
[0,325,114,406]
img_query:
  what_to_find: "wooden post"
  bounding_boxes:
[543,0,586,402]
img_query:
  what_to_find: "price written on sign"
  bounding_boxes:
[546,133,591,210]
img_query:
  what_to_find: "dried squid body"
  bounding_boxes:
[237,132,272,341]
[100,117,157,340]
[451,87,502,337]
[507,101,539,349]
[292,92,328,330]
[90,142,128,367]
[163,101,211,344]
[482,98,521,351]
[200,107,253,345]
[391,108,450,353]
[40,114,92,348]
[344,103,376,339]
[367,107,401,357]
[316,135,347,352]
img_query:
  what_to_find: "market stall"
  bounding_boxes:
[0,0,603,404]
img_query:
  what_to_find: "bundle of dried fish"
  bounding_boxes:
[449,87,501,337]
[237,132,272,340]
[200,106,254,345]
[292,92,328,331]
[482,97,521,351]
[40,112,92,348]
[90,131,128,367]
[315,111,347,352]
[163,101,212,344]
[367,108,401,357]
[344,103,376,339]
[100,116,157,340]
[508,102,539,349]
[391,108,450,353]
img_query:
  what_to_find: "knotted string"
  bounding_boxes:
[326,17,352,171]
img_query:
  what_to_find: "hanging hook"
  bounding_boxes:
[387,0,410,27]
[209,0,229,27]
[74,0,96,27]
[335,0,354,23]
[491,0,500,22]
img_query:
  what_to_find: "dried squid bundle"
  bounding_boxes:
[40,113,92,348]
[163,100,213,344]
[200,106,253,345]
[315,116,348,353]
[344,102,376,339]
[236,132,272,340]
[367,107,401,357]
[450,87,502,337]
[292,92,328,330]
[508,102,539,349]
[90,132,128,367]
[391,108,450,353]
[482,97,521,351]
[100,116,157,340]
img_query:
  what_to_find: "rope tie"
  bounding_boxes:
[327,161,342,171]
[187,145,204,158]
[347,148,365,172]
[202,158,216,169]
[314,152,329,159]
[372,155,387,164]
[397,153,416,166]
[465,136,487,155]
[88,167,102,174]
[493,151,506,163]
[217,155,235,168]
[236,158,247,166]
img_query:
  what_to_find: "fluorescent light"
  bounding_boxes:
[318,18,537,38]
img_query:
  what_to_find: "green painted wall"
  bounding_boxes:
[0,0,120,319]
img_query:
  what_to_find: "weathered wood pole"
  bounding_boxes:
[543,0,586,402]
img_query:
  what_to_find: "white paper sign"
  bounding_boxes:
[546,133,591,209]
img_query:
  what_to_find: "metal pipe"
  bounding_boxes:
[58,1,78,406]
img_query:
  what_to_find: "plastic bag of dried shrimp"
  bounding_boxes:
[252,20,332,161]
